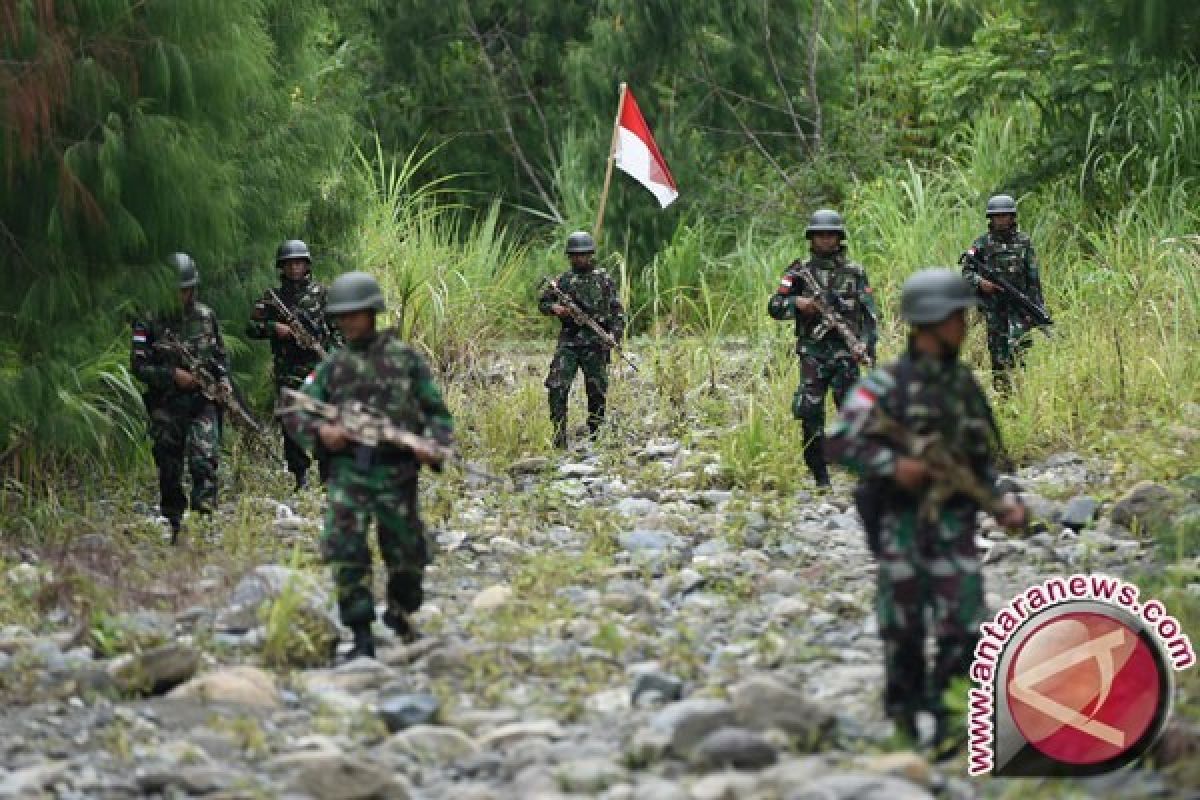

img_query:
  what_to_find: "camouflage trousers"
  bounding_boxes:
[983,308,1033,381]
[546,344,610,445]
[148,400,220,525]
[322,461,429,627]
[875,505,984,721]
[793,354,859,482]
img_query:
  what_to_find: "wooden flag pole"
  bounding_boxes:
[593,82,627,244]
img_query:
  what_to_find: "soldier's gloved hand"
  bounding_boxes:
[318,422,350,452]
[996,493,1027,529]
[979,279,999,295]
[173,368,199,390]
[274,323,293,340]
[550,304,569,318]
[794,297,818,316]
[411,441,445,468]
[893,457,930,491]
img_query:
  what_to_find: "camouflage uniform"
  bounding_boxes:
[960,228,1044,382]
[539,266,625,447]
[247,278,342,485]
[826,348,1003,734]
[768,248,878,484]
[284,329,453,632]
[131,302,229,531]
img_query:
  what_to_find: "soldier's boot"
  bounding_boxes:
[383,609,420,644]
[293,470,308,491]
[802,423,831,488]
[167,517,182,546]
[346,623,375,661]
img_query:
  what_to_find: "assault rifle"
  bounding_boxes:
[982,272,1053,330]
[794,268,873,366]
[155,331,265,434]
[541,278,639,373]
[865,408,1011,527]
[263,289,329,359]
[276,388,499,482]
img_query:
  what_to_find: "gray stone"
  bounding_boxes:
[691,727,778,771]
[105,610,176,650]
[728,674,836,745]
[384,725,477,764]
[559,463,599,478]
[107,641,200,695]
[556,758,629,793]
[617,497,662,517]
[269,752,411,800]
[1111,481,1183,531]
[633,778,689,800]
[649,698,737,757]
[785,773,934,800]
[167,665,281,708]
[1061,495,1099,530]
[1019,492,1063,524]
[632,670,684,705]
[478,719,565,750]
[621,529,684,554]
[216,565,332,633]
[510,456,552,475]
[689,771,761,800]
[378,691,440,732]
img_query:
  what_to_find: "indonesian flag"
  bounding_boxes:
[613,88,678,208]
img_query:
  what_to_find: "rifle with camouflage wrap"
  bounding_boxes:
[794,268,873,366]
[154,331,265,434]
[541,277,639,373]
[865,408,1009,526]
[276,388,499,482]
[263,288,329,359]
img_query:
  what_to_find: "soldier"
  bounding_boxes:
[538,231,626,449]
[825,268,1026,752]
[768,209,878,487]
[247,239,343,489]
[282,271,453,660]
[959,194,1046,392]
[131,253,230,542]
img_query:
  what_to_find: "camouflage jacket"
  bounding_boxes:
[247,279,343,388]
[767,249,878,358]
[825,349,1003,511]
[131,301,229,408]
[538,267,626,348]
[960,229,1044,312]
[284,329,454,471]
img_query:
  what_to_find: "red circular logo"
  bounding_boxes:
[1006,611,1164,765]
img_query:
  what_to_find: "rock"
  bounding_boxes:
[1061,495,1099,530]
[269,752,411,800]
[301,658,395,694]
[384,725,477,765]
[859,751,933,788]
[689,770,761,800]
[728,674,836,745]
[627,725,672,766]
[634,778,689,800]
[478,719,565,750]
[104,610,176,651]
[378,691,440,732]
[1018,492,1062,524]
[632,670,684,705]
[167,665,281,708]
[617,497,662,517]
[108,641,200,695]
[556,757,629,793]
[649,698,737,758]
[759,757,828,796]
[559,463,599,478]
[691,727,778,771]
[137,765,237,795]
[216,565,332,632]
[510,456,551,475]
[472,584,514,612]
[621,528,684,554]
[1111,481,1182,531]
[770,597,810,620]
[785,773,934,800]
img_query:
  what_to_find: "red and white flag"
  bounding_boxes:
[613,88,678,208]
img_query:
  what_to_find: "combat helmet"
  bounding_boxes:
[276,239,312,267]
[985,194,1018,217]
[804,209,846,239]
[326,271,386,314]
[168,252,198,288]
[900,268,978,325]
[565,231,596,254]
